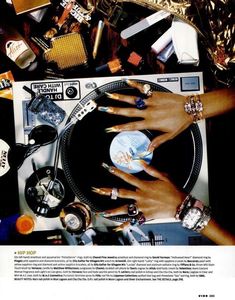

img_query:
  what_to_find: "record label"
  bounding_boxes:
[109,131,153,174]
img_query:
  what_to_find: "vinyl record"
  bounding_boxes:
[61,80,202,213]
[0,97,19,217]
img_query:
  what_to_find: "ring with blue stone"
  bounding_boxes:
[135,97,146,110]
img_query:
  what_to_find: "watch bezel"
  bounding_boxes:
[182,207,202,229]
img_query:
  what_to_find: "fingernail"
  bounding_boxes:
[91,187,107,195]
[147,146,154,153]
[105,126,119,133]
[105,92,116,99]
[123,78,134,86]
[91,187,102,194]
[101,162,115,173]
[138,150,152,158]
[91,186,99,192]
[98,106,112,112]
[122,78,129,83]
[137,159,147,166]
[99,210,111,217]
[95,212,107,217]
[113,221,130,232]
[113,227,123,232]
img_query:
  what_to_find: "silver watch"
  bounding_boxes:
[182,207,203,230]
[178,196,211,232]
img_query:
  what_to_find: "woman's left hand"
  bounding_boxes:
[98,79,193,152]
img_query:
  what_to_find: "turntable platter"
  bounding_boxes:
[61,80,202,212]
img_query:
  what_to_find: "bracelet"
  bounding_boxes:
[175,194,211,232]
[184,94,203,123]
[175,194,192,220]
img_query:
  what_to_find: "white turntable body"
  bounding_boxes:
[13,72,208,232]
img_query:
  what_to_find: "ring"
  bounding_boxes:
[127,204,139,216]
[137,212,146,225]
[135,97,146,110]
[111,187,119,200]
[143,84,153,97]
[130,212,146,226]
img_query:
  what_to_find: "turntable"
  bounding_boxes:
[13,72,209,245]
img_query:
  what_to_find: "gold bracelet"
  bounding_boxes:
[184,94,203,123]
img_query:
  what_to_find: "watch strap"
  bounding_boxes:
[194,206,211,232]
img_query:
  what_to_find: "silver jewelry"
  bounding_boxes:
[175,194,211,232]
[111,187,119,200]
[130,212,146,226]
[175,195,192,220]
[143,84,153,96]
[127,203,139,216]
[184,95,203,123]
[194,206,211,232]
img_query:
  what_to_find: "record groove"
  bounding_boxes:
[61,80,202,214]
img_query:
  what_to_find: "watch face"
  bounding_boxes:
[182,207,202,229]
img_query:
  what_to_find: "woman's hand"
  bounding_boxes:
[98,79,193,152]
[92,161,186,221]
[91,161,235,245]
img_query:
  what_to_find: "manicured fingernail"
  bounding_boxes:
[95,212,107,217]
[98,210,112,217]
[91,187,101,193]
[101,162,115,173]
[147,146,154,153]
[105,92,117,99]
[113,221,130,232]
[138,150,152,158]
[113,227,123,232]
[136,159,147,166]
[124,78,134,86]
[122,78,129,83]
[105,126,119,133]
[98,106,112,112]
[91,187,107,195]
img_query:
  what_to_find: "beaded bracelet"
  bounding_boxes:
[184,94,203,123]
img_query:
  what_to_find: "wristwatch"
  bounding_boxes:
[182,201,203,230]
[176,195,211,232]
